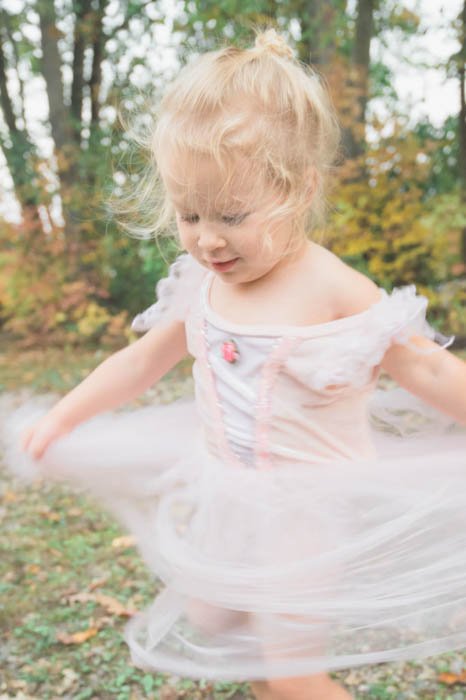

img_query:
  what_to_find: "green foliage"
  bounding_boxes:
[325,117,465,336]
[0,2,464,346]
[2,110,465,345]
[414,116,460,195]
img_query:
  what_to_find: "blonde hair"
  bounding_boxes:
[113,29,341,255]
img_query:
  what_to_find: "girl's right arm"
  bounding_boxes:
[22,320,188,460]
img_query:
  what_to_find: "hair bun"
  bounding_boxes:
[254,29,294,60]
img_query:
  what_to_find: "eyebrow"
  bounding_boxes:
[170,193,248,208]
[173,201,249,215]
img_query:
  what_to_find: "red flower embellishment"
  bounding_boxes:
[221,339,239,363]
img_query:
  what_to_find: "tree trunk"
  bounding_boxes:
[71,0,93,142]
[297,0,347,67]
[89,0,106,126]
[342,0,376,160]
[459,0,466,267]
[38,1,69,153]
[38,0,82,259]
[0,28,41,226]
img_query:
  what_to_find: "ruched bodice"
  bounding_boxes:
[185,274,380,469]
[182,269,448,470]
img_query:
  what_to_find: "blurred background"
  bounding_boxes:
[0,0,465,353]
[1,3,466,698]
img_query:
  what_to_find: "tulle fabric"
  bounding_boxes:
[2,253,466,681]
[3,391,466,681]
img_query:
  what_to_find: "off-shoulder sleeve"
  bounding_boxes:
[287,285,455,393]
[375,284,454,355]
[131,254,207,332]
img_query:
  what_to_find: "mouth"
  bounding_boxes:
[209,258,239,272]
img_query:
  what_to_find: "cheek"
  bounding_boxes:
[238,223,262,255]
[176,222,195,251]
[243,230,268,259]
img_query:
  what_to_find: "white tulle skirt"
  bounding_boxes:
[2,390,466,681]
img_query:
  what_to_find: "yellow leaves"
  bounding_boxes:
[102,310,130,343]
[54,311,67,324]
[0,217,130,346]
[329,128,459,290]
[76,301,111,338]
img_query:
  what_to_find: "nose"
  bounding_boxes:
[197,224,227,252]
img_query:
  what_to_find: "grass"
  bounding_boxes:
[1,344,466,699]
[0,478,255,699]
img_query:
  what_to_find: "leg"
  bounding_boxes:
[247,612,352,700]
[185,597,247,635]
[265,674,352,700]
[250,680,274,700]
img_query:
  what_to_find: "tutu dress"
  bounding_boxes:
[3,253,466,681]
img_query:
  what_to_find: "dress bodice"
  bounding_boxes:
[132,254,453,470]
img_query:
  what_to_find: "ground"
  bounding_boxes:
[1,346,466,700]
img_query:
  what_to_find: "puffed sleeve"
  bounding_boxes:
[367,286,458,437]
[131,253,207,332]
[376,285,454,355]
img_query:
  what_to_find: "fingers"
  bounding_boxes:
[28,433,48,460]
[20,421,51,460]
[20,424,34,452]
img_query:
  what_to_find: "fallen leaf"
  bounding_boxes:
[25,564,41,575]
[438,671,466,686]
[93,593,136,617]
[67,591,136,617]
[3,490,18,503]
[45,511,61,522]
[57,626,99,645]
[88,576,108,591]
[67,592,96,605]
[37,506,60,521]
[111,535,136,549]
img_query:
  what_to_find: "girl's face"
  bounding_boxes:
[162,153,302,285]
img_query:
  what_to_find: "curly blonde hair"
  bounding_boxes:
[113,29,341,255]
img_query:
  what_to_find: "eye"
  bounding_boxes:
[179,213,199,224]
[221,213,249,226]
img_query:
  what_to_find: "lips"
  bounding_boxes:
[210,257,239,271]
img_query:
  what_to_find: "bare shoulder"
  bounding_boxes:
[307,243,381,318]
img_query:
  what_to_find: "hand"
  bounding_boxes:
[21,412,71,460]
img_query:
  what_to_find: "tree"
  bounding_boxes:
[0,0,174,343]
[0,8,42,227]
[459,0,466,264]
[0,0,166,235]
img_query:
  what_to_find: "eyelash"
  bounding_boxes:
[179,213,249,226]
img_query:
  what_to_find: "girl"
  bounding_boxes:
[5,29,466,700]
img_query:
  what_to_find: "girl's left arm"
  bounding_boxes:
[381,337,466,426]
